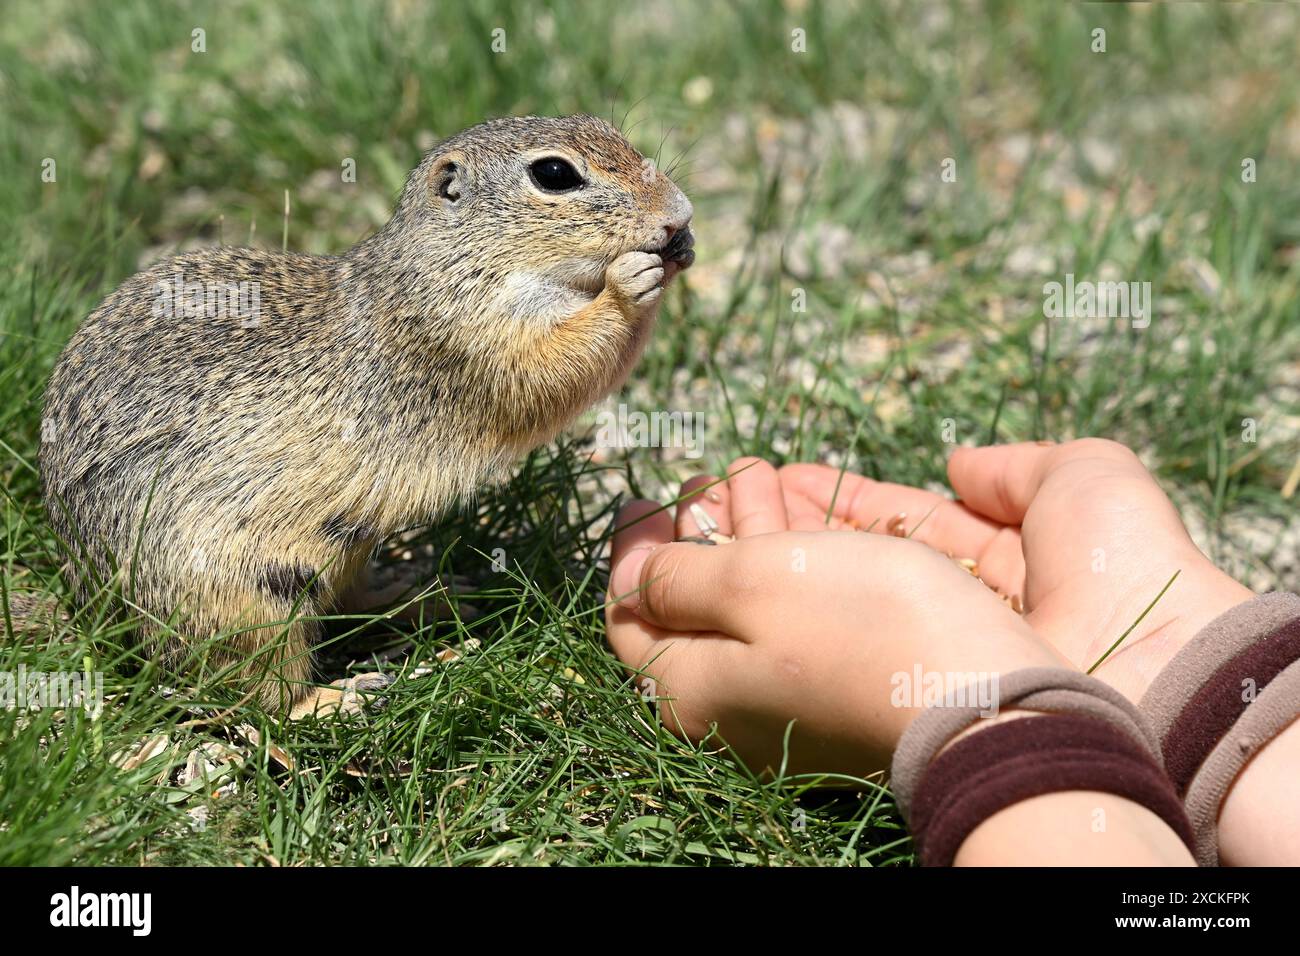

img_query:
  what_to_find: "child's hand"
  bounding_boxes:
[604,458,1065,777]
[779,439,1254,702]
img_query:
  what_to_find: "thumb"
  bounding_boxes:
[609,540,753,634]
[948,438,1165,526]
[947,441,1059,524]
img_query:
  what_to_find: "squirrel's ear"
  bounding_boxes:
[428,151,471,206]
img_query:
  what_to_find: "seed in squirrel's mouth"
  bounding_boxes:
[662,226,695,267]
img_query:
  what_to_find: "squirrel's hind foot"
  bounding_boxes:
[288,672,393,721]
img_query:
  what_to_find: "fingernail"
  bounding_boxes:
[611,546,654,609]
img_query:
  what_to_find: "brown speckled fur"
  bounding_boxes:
[40,114,693,711]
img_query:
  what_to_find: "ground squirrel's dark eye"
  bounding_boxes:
[529,157,584,192]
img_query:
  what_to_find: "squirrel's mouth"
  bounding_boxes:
[652,226,695,286]
[659,226,696,270]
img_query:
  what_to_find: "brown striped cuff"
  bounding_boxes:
[1139,591,1300,865]
[911,713,1194,866]
[1162,614,1300,796]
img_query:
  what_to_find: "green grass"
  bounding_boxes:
[2,0,1298,865]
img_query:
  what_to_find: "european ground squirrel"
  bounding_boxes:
[40,114,694,715]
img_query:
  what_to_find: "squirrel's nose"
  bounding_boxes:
[662,186,694,235]
[652,184,693,253]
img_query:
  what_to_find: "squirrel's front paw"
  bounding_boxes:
[604,251,665,316]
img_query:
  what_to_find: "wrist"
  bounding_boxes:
[886,623,1066,741]
[954,790,1195,866]
[1218,716,1300,865]
[1162,555,1256,643]
[1092,559,1254,702]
